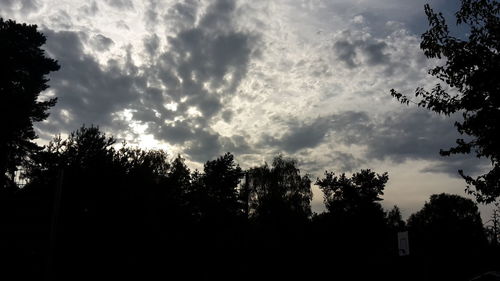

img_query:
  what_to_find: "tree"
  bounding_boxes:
[407,193,488,280]
[316,169,388,215]
[243,155,312,279]
[315,169,390,242]
[485,202,500,247]
[202,153,244,220]
[390,0,500,203]
[0,18,60,189]
[168,155,191,191]
[246,155,312,224]
[386,205,406,232]
[314,170,392,278]
[187,153,243,223]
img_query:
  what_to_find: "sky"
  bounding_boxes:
[1,0,494,220]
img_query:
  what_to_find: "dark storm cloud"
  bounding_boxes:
[40,29,143,134]
[90,34,114,52]
[104,0,134,10]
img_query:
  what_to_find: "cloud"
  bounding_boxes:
[263,112,371,151]
[47,9,73,30]
[366,109,457,162]
[90,34,114,51]
[163,0,199,34]
[143,34,159,57]
[184,131,253,163]
[334,39,357,68]
[333,30,390,68]
[421,155,489,178]
[24,0,260,165]
[262,116,331,153]
[79,1,99,17]
[258,107,487,178]
[31,0,258,163]
[0,0,41,15]
[132,0,259,159]
[41,29,143,134]
[331,151,366,172]
[104,0,134,10]
[9,0,465,174]
[221,110,233,123]
[348,108,489,177]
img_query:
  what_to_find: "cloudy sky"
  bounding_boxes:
[1,0,493,218]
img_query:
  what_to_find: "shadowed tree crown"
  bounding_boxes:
[246,155,312,223]
[0,18,60,188]
[316,169,388,214]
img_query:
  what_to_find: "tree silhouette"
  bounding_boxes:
[390,0,500,203]
[313,169,394,279]
[204,153,244,221]
[407,193,488,280]
[316,169,388,221]
[246,155,312,224]
[3,126,498,280]
[386,205,406,232]
[485,202,500,247]
[242,155,312,279]
[0,18,60,190]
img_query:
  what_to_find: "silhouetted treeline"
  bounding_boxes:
[1,126,499,280]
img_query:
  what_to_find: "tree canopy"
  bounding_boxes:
[407,193,488,280]
[0,18,60,189]
[245,155,312,224]
[1,125,498,280]
[316,169,388,214]
[390,0,500,203]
